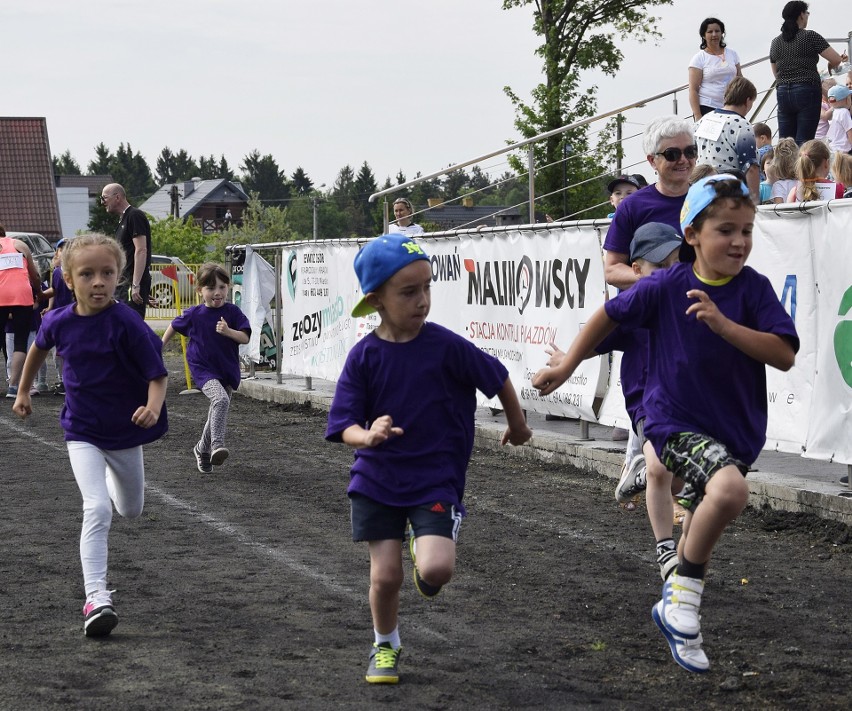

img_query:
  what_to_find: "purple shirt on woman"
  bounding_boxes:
[170,303,250,390]
[604,262,798,464]
[36,302,168,449]
[325,322,509,513]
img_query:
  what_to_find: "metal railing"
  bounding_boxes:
[369,34,852,231]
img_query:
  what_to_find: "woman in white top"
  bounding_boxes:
[688,17,742,122]
[387,197,425,237]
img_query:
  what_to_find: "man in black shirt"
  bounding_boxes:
[101,183,152,318]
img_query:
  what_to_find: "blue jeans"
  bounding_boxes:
[776,83,821,146]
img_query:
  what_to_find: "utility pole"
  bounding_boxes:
[312,196,318,240]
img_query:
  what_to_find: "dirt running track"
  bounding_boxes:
[0,349,850,710]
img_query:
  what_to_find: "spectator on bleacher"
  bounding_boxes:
[831,152,852,197]
[603,117,695,290]
[388,198,424,237]
[688,18,742,122]
[787,139,845,201]
[605,174,646,218]
[815,78,836,140]
[826,85,852,155]
[770,1,847,146]
[768,137,800,203]
[695,77,760,202]
[753,123,774,180]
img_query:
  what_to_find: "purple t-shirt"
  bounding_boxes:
[596,326,648,427]
[603,185,686,256]
[51,266,74,309]
[325,321,509,512]
[170,302,250,390]
[604,262,799,465]
[36,301,168,449]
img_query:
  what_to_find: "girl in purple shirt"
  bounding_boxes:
[13,233,168,638]
[162,263,250,473]
[533,176,798,674]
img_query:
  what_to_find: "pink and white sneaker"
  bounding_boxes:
[83,589,118,637]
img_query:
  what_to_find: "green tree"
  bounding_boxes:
[442,165,469,200]
[354,162,380,235]
[150,215,210,263]
[156,148,199,185]
[291,167,314,196]
[53,150,82,175]
[88,200,120,234]
[211,193,296,260]
[87,143,113,175]
[240,150,290,204]
[502,0,671,218]
[218,155,236,181]
[110,143,156,203]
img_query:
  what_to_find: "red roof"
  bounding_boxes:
[0,117,62,241]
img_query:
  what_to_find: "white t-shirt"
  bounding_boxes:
[771,178,797,202]
[388,222,425,237]
[689,48,741,109]
[827,107,852,153]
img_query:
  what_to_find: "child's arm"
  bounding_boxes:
[532,307,617,396]
[341,416,404,448]
[686,289,796,371]
[496,378,532,446]
[161,324,176,346]
[132,375,168,428]
[216,317,250,345]
[12,345,50,419]
[545,341,601,367]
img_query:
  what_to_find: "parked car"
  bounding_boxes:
[150,255,196,308]
[5,231,54,283]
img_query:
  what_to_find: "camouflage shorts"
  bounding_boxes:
[661,432,748,512]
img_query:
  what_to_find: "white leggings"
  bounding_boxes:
[67,441,145,595]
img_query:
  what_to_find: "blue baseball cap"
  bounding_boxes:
[351,234,430,317]
[629,222,682,263]
[680,174,750,232]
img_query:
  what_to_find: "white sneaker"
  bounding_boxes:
[615,454,646,503]
[659,573,703,638]
[83,589,118,637]
[652,600,710,673]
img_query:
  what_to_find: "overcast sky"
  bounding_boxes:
[4,1,847,190]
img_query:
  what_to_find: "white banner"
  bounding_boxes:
[803,203,852,462]
[242,200,852,463]
[240,247,277,363]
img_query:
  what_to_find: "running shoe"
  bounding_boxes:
[5,385,17,399]
[83,589,118,637]
[365,642,401,684]
[408,524,442,598]
[615,454,647,503]
[658,573,703,639]
[29,385,40,396]
[652,600,709,673]
[657,549,679,581]
[52,382,65,396]
[210,447,229,466]
[35,381,50,394]
[193,445,213,474]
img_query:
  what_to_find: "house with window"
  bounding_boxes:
[139,178,249,233]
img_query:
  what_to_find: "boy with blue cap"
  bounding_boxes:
[532,175,798,673]
[326,233,531,684]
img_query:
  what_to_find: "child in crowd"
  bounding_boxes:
[44,237,75,395]
[816,78,836,140]
[832,152,852,198]
[13,233,168,637]
[606,174,646,218]
[769,138,799,203]
[787,139,845,202]
[325,234,531,684]
[689,164,717,184]
[546,221,686,579]
[5,281,49,395]
[753,122,773,179]
[162,263,250,473]
[759,148,775,203]
[826,85,852,155]
[532,175,798,673]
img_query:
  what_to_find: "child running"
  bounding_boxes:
[162,262,250,472]
[12,233,168,637]
[532,175,798,673]
[325,234,531,684]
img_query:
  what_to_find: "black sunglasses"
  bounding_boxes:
[655,145,698,162]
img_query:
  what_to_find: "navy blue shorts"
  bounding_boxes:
[349,493,462,543]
